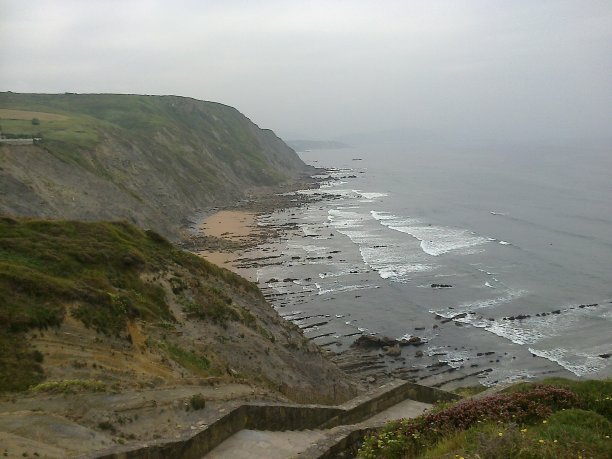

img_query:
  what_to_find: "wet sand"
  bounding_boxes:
[196,210,260,281]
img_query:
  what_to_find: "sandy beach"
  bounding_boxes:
[196,210,260,281]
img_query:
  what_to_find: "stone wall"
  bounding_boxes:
[80,380,459,459]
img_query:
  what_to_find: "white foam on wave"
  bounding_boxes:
[320,180,347,189]
[432,289,526,316]
[371,211,489,257]
[462,314,545,345]
[314,282,379,295]
[453,302,612,377]
[318,266,368,278]
[328,208,435,283]
[499,241,511,245]
[528,347,609,377]
[352,190,389,200]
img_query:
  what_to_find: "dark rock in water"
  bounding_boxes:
[599,353,611,359]
[452,313,467,319]
[386,344,401,357]
[352,335,397,348]
[414,327,425,331]
[283,278,298,282]
[516,314,530,320]
[399,336,423,346]
[552,310,561,314]
[415,350,424,358]
[488,318,495,321]
[431,283,453,288]
[267,278,279,283]
[433,324,439,329]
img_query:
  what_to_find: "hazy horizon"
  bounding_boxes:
[1,1,611,143]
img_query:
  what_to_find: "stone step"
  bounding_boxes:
[204,428,328,459]
[203,399,433,458]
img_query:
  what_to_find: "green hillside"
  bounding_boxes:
[0,216,258,392]
[0,93,309,237]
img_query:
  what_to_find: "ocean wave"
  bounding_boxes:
[432,289,526,316]
[314,282,379,295]
[371,211,489,256]
[528,347,609,377]
[329,208,435,282]
[352,190,389,200]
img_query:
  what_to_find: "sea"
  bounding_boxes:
[252,141,612,386]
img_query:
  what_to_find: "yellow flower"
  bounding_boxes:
[539,439,545,443]
[554,439,558,443]
[542,420,547,424]
[498,432,503,437]
[520,428,528,433]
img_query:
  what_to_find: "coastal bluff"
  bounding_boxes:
[0,92,312,238]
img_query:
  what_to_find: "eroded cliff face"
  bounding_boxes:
[0,93,311,236]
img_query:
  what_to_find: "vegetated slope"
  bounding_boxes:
[359,378,612,459]
[0,92,311,237]
[0,217,356,403]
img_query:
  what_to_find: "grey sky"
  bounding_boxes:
[1,0,611,141]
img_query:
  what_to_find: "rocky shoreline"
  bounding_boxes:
[179,170,512,392]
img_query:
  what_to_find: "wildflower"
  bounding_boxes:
[539,439,545,443]
[498,432,503,437]
[520,428,528,433]
[554,440,558,443]
[542,420,547,424]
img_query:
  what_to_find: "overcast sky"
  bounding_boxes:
[1,0,611,142]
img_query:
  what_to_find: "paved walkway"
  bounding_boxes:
[205,429,327,459]
[366,399,430,424]
[204,399,431,458]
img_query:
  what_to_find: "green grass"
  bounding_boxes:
[31,379,106,394]
[0,217,262,392]
[453,384,488,397]
[358,379,612,459]
[159,341,212,376]
[0,92,291,186]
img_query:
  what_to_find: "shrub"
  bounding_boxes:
[188,393,206,410]
[359,385,580,458]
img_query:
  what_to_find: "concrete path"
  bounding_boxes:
[366,399,430,424]
[205,429,327,459]
[203,399,431,458]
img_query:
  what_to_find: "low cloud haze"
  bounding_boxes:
[1,0,611,143]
